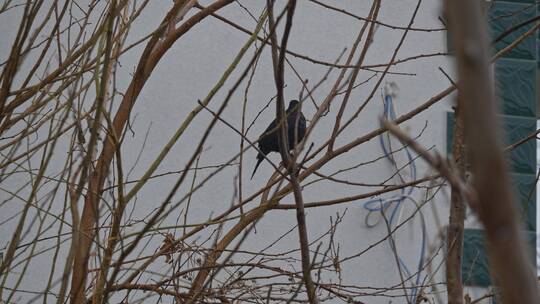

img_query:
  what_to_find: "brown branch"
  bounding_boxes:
[0,1,131,131]
[446,105,466,304]
[381,119,476,210]
[273,174,440,209]
[446,0,539,302]
[69,1,235,302]
[493,14,540,43]
[186,171,283,302]
[308,0,445,33]
[267,1,318,303]
[198,3,445,71]
[69,0,121,301]
[328,0,380,152]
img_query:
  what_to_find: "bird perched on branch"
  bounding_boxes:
[251,100,306,179]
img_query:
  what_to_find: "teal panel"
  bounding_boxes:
[495,59,536,117]
[462,229,490,286]
[538,39,540,68]
[497,0,534,3]
[462,228,536,287]
[447,113,536,174]
[503,115,536,174]
[489,2,536,60]
[511,173,537,231]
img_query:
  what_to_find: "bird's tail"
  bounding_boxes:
[251,154,264,180]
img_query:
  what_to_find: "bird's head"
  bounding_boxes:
[287,100,300,112]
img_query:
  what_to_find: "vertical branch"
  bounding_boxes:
[446,0,540,303]
[70,0,118,302]
[93,112,125,304]
[267,1,318,303]
[446,104,465,304]
[266,0,290,164]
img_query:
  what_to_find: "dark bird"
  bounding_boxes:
[251,100,306,179]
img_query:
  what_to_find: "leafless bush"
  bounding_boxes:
[0,1,537,303]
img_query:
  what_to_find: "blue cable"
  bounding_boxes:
[363,92,426,302]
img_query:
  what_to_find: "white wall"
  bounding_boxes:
[0,1,472,303]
